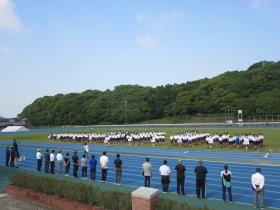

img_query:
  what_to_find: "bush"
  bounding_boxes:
[155,198,214,210]
[10,172,131,210]
[10,171,213,210]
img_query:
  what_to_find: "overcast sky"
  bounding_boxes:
[0,0,280,118]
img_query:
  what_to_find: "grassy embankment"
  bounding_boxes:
[0,127,279,152]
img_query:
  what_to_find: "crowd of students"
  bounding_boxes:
[170,131,264,150]
[33,147,266,209]
[48,131,166,144]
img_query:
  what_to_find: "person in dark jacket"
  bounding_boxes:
[89,155,97,180]
[64,152,70,176]
[114,153,123,185]
[72,150,79,177]
[10,147,15,167]
[13,139,18,152]
[175,159,186,195]
[194,160,208,199]
[44,149,50,173]
[6,146,10,167]
[221,164,232,203]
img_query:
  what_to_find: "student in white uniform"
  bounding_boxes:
[36,149,43,172]
[56,150,63,175]
[159,160,171,193]
[251,168,265,209]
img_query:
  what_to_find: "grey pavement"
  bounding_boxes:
[0,193,54,210]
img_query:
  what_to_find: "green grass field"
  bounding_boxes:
[1,127,279,152]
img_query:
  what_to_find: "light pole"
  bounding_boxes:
[123,100,127,125]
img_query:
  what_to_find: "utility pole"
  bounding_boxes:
[123,100,128,125]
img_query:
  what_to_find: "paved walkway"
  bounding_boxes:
[0,193,53,210]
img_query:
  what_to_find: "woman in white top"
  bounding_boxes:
[221,165,232,203]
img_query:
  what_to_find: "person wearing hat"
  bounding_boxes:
[194,160,208,199]
[251,168,265,209]
[36,149,43,171]
[44,149,50,173]
[175,159,186,195]
[221,165,232,203]
[56,150,63,175]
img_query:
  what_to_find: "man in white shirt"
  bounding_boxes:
[56,150,63,175]
[50,150,55,174]
[36,149,42,172]
[159,160,171,193]
[251,168,265,209]
[100,151,109,182]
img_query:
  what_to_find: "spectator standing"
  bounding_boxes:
[36,149,43,171]
[89,155,97,180]
[221,165,232,203]
[64,152,70,176]
[44,149,50,173]
[194,160,208,199]
[14,149,20,168]
[159,160,171,193]
[13,139,18,152]
[100,151,109,182]
[10,147,15,167]
[142,158,152,187]
[50,150,55,174]
[175,160,186,195]
[5,146,10,167]
[72,150,79,177]
[56,150,63,175]
[252,168,265,209]
[81,154,88,179]
[114,153,122,185]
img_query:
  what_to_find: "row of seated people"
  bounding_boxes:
[48,131,166,144]
[170,131,264,150]
[205,134,264,150]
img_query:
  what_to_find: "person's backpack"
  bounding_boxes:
[222,174,231,188]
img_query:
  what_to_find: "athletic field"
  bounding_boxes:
[1,139,279,209]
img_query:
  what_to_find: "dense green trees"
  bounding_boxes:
[19,61,280,126]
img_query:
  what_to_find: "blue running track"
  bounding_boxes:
[1,140,280,209]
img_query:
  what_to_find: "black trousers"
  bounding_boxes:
[65,165,70,175]
[10,158,15,167]
[90,168,96,180]
[37,159,42,171]
[196,179,206,198]
[177,176,185,195]
[222,185,232,202]
[73,165,79,177]
[161,176,170,192]
[101,168,108,181]
[50,161,55,174]
[82,167,87,177]
[6,156,9,167]
[144,176,151,187]
[45,161,49,173]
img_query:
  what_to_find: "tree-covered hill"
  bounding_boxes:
[19,61,280,126]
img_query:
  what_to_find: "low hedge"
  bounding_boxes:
[10,171,214,210]
[10,172,131,210]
